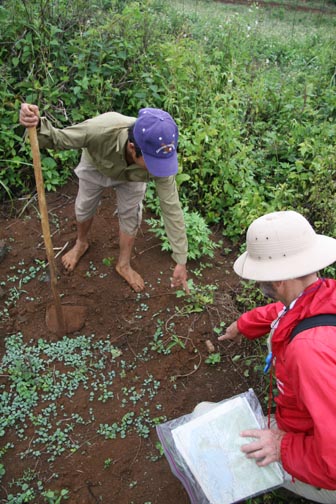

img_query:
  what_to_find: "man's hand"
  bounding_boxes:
[171,263,189,293]
[240,428,285,466]
[20,103,40,128]
[217,320,243,344]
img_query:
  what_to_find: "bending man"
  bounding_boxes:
[20,105,188,292]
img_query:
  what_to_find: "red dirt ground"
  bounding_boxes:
[0,179,308,503]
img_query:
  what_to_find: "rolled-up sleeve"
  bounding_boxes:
[154,176,188,264]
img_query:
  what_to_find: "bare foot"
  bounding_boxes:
[116,263,145,292]
[62,241,89,271]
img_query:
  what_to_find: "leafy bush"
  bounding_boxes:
[0,0,335,243]
[146,209,220,261]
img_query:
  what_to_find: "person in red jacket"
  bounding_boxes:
[219,210,336,503]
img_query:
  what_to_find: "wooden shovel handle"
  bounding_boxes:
[28,126,65,334]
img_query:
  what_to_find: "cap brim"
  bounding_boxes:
[234,235,336,281]
[142,151,178,177]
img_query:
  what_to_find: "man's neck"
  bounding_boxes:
[282,273,319,306]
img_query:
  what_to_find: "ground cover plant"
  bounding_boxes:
[1,0,335,502]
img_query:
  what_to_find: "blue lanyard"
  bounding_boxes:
[264,352,273,373]
[263,278,324,374]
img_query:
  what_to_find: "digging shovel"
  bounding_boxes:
[28,125,86,335]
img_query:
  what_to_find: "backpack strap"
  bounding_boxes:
[290,314,336,342]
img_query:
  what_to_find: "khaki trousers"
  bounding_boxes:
[74,152,146,236]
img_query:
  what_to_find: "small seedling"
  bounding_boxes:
[42,489,69,503]
[205,353,221,366]
[102,256,114,267]
[104,458,112,469]
[155,441,164,457]
[213,321,226,335]
[221,247,232,256]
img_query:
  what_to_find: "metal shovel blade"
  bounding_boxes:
[46,304,87,334]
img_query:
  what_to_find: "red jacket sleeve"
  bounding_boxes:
[237,302,284,340]
[280,328,336,489]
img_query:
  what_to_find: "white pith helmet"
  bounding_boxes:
[234,210,336,281]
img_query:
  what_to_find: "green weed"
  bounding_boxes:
[146,208,220,261]
[205,353,222,366]
[42,489,69,504]
[176,280,217,314]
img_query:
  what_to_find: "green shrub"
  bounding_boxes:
[0,0,335,242]
[146,209,220,261]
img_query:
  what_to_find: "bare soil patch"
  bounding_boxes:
[0,179,306,503]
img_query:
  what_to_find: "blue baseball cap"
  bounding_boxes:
[133,108,178,177]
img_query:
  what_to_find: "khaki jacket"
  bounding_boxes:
[38,112,188,264]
